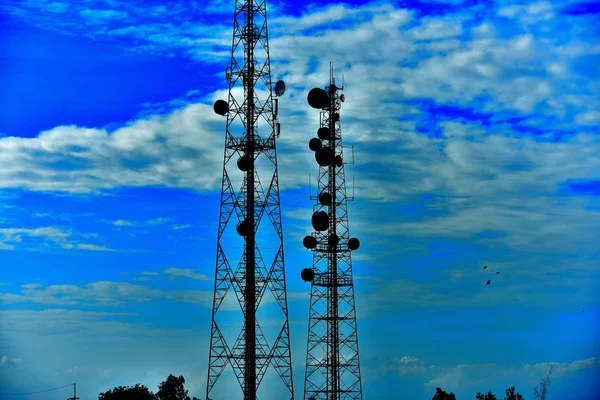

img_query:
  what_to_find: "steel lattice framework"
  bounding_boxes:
[207,0,294,399]
[301,65,363,400]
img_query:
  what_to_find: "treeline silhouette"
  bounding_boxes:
[97,366,553,400]
[98,374,199,400]
[432,366,553,400]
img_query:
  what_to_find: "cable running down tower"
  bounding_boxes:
[208,0,293,398]
[301,64,363,400]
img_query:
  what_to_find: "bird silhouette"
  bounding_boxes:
[483,266,488,269]
[582,310,585,312]
[486,280,491,285]
[495,271,500,274]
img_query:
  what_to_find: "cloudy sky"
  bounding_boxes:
[0,0,599,399]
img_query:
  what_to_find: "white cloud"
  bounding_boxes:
[162,267,210,281]
[79,8,129,21]
[408,17,464,40]
[0,0,597,310]
[110,217,176,228]
[523,357,600,377]
[575,110,600,125]
[0,279,308,310]
[0,355,22,366]
[147,217,174,225]
[171,224,192,230]
[0,104,225,194]
[0,309,211,399]
[0,242,14,250]
[20,284,42,289]
[113,219,135,226]
[425,357,599,393]
[354,264,596,314]
[0,226,114,252]
[77,243,114,251]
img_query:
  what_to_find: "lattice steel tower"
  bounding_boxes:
[300,64,363,400]
[208,0,293,399]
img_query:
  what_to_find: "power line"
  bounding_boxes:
[0,383,74,396]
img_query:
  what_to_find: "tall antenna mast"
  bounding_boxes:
[208,0,293,398]
[302,64,363,400]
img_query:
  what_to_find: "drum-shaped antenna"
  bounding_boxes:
[318,192,332,206]
[348,238,360,250]
[301,268,315,282]
[213,100,229,116]
[312,211,329,231]
[335,155,343,167]
[309,138,322,152]
[303,235,318,249]
[236,220,252,236]
[307,88,329,109]
[315,146,334,166]
[318,127,331,140]
[275,80,286,96]
[340,94,345,102]
[237,155,253,171]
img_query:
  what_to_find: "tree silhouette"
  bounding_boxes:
[432,387,456,400]
[98,384,157,400]
[476,391,497,400]
[504,385,524,400]
[156,374,189,400]
[532,365,553,400]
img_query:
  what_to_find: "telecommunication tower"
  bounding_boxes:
[301,64,363,400]
[208,0,294,399]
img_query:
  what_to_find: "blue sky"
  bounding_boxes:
[0,0,599,399]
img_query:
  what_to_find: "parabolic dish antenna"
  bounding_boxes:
[275,80,286,96]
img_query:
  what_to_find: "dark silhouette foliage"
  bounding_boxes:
[504,386,524,400]
[98,384,157,400]
[432,387,456,400]
[532,365,553,400]
[156,374,189,400]
[98,375,201,400]
[476,391,497,400]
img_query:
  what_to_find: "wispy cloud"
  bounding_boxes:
[79,8,129,22]
[0,1,597,263]
[162,267,210,281]
[0,106,225,194]
[0,226,114,252]
[113,219,135,226]
[0,355,23,366]
[0,308,213,399]
[170,224,192,231]
[425,357,600,392]
[110,217,176,227]
[76,243,114,251]
[0,279,307,309]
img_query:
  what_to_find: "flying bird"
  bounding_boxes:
[495,271,500,274]
[483,266,488,269]
[582,310,585,312]
[486,280,491,285]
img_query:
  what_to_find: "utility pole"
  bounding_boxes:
[67,383,79,400]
